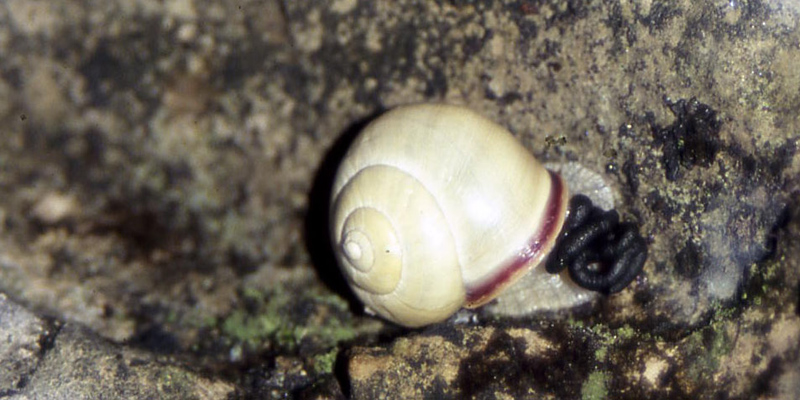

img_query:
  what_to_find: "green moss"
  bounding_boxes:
[312,349,339,374]
[221,286,289,347]
[594,346,608,361]
[581,371,609,400]
[567,318,586,329]
[683,322,733,383]
[221,310,279,346]
[586,322,623,347]
[242,286,265,301]
[616,324,636,340]
[710,300,736,321]
[219,286,357,352]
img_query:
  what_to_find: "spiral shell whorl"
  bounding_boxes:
[332,164,466,327]
[339,207,402,294]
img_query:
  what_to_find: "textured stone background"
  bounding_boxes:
[0,0,798,398]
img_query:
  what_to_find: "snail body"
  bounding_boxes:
[330,104,569,327]
[484,162,613,316]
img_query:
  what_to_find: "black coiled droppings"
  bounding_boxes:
[545,194,648,295]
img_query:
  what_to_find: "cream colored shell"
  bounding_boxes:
[330,104,566,327]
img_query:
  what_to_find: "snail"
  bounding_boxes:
[329,103,646,327]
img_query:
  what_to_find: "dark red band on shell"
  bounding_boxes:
[465,171,566,306]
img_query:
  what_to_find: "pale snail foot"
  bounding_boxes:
[482,263,599,317]
[546,161,615,211]
[545,194,648,295]
[485,162,611,317]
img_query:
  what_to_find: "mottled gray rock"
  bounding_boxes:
[0,293,53,396]
[1,293,234,399]
[8,323,235,400]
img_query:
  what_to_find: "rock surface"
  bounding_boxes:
[0,0,798,398]
[0,294,235,399]
[0,293,53,396]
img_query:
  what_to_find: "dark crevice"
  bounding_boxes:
[651,97,722,181]
[303,111,385,313]
[7,319,63,395]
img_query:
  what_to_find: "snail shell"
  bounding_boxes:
[330,104,568,327]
